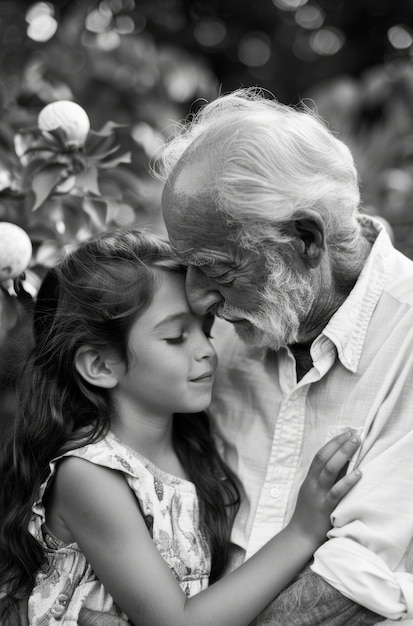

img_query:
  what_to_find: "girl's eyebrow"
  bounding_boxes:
[153,312,190,330]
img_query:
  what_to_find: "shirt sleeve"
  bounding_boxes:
[250,565,385,626]
[311,429,413,620]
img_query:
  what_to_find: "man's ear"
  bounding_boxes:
[292,209,326,269]
[75,346,120,389]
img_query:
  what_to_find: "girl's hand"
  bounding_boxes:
[288,430,362,546]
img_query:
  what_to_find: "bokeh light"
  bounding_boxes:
[85,8,112,33]
[310,27,345,55]
[25,1,54,22]
[295,4,325,29]
[388,25,413,50]
[238,32,272,67]
[194,18,227,47]
[96,30,121,50]
[114,15,135,35]
[26,2,57,42]
[132,122,164,157]
[272,0,308,10]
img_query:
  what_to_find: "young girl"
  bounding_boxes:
[0,227,361,626]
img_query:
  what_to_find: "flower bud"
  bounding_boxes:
[38,101,91,148]
[0,222,32,281]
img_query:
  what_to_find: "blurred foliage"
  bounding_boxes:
[308,61,413,259]
[1,0,413,430]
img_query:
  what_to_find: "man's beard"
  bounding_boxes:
[216,256,315,350]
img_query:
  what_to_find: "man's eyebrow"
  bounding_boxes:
[188,255,215,267]
[153,312,189,330]
[169,243,215,267]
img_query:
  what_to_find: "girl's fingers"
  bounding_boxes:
[326,468,362,506]
[309,430,361,487]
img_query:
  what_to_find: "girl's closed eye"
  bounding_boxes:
[166,334,185,345]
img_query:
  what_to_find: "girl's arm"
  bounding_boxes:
[55,431,361,626]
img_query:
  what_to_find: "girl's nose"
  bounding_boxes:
[194,329,217,363]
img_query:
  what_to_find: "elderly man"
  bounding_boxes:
[157,89,413,625]
[77,89,413,625]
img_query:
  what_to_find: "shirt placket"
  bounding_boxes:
[245,349,308,559]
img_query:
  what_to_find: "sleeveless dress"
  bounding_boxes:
[27,431,211,625]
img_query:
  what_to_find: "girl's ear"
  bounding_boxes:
[75,346,120,389]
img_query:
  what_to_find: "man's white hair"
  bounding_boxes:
[156,88,365,274]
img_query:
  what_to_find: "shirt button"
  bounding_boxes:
[290,391,298,400]
[270,487,280,498]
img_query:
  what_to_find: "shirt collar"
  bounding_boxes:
[320,217,393,372]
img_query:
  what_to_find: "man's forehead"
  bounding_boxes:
[165,190,230,258]
[164,157,235,265]
[173,159,212,196]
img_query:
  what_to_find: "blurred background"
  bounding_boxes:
[1,0,413,429]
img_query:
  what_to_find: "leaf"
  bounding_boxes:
[14,276,35,310]
[14,128,40,159]
[84,122,128,156]
[87,143,119,161]
[20,268,42,299]
[75,166,100,195]
[21,143,58,157]
[35,240,64,268]
[60,202,89,239]
[26,219,63,244]
[82,197,108,228]
[21,157,56,189]
[84,131,116,155]
[31,163,68,211]
[42,127,69,149]
[0,289,19,342]
[98,151,131,168]
[96,121,128,135]
[0,122,17,152]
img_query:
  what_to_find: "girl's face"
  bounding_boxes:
[113,271,217,419]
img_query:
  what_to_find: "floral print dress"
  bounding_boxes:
[28,431,211,625]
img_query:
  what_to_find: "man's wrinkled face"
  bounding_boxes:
[161,160,314,349]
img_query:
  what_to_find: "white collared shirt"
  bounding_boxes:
[210,222,413,623]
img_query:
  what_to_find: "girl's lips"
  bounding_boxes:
[190,372,213,382]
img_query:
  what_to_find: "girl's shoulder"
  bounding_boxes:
[30,431,198,541]
[62,431,141,477]
[64,432,195,489]
[29,433,150,542]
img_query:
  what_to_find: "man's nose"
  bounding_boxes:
[186,265,223,315]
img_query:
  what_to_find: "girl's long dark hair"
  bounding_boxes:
[0,227,239,621]
[173,412,239,584]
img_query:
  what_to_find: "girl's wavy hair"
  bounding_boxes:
[0,227,239,620]
[155,87,367,278]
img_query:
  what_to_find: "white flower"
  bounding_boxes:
[0,222,32,281]
[38,101,91,148]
